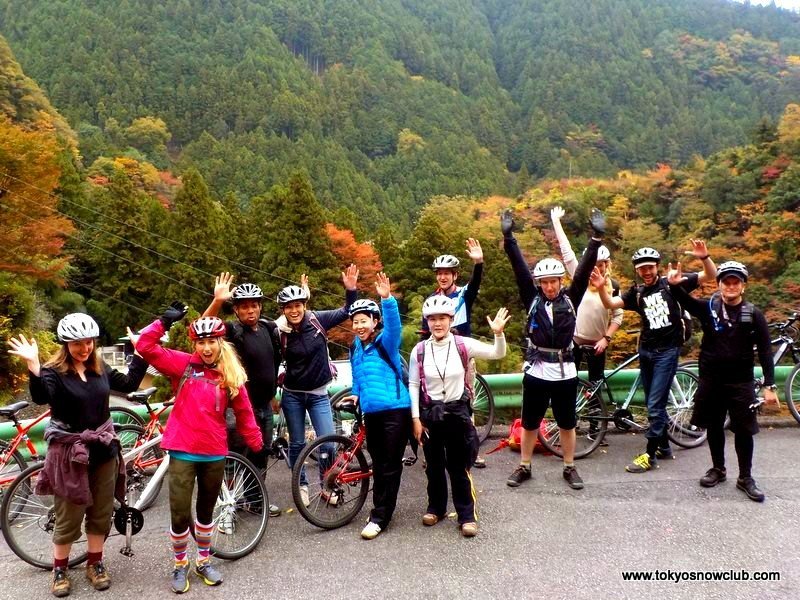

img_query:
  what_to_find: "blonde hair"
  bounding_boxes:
[44,342,103,375]
[209,339,248,398]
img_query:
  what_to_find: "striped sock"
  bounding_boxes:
[170,527,191,568]
[194,520,214,565]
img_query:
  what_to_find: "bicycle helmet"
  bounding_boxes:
[188,317,227,340]
[532,258,566,280]
[422,296,457,317]
[631,247,661,267]
[348,299,381,319]
[232,282,264,302]
[716,261,748,282]
[57,313,100,342]
[276,285,309,306]
[582,245,611,261]
[432,255,460,270]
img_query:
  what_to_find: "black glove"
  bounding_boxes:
[590,208,606,237]
[160,301,188,329]
[500,208,515,238]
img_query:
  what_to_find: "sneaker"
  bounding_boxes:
[626,453,657,473]
[171,565,190,594]
[86,561,111,591]
[699,467,727,488]
[736,477,765,502]
[460,522,478,537]
[217,511,234,535]
[472,456,487,469]
[506,465,532,487]
[422,513,443,526]
[299,485,310,507]
[51,568,70,598]
[655,447,673,460]
[269,504,281,517]
[361,521,382,540]
[563,466,584,490]
[194,561,223,586]
[320,489,340,506]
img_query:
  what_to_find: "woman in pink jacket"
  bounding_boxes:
[136,303,263,594]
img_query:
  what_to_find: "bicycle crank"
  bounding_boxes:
[612,408,645,432]
[114,506,144,557]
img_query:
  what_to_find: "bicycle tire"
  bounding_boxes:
[666,369,706,448]
[291,434,370,530]
[0,462,88,569]
[678,359,698,370]
[0,440,28,493]
[206,452,269,560]
[110,405,146,428]
[117,425,164,511]
[785,362,800,425]
[537,378,608,459]
[473,373,495,445]
[329,387,358,437]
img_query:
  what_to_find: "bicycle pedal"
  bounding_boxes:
[119,546,134,558]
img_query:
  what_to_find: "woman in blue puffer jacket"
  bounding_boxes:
[344,272,411,540]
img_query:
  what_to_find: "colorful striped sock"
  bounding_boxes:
[194,520,214,564]
[170,527,190,568]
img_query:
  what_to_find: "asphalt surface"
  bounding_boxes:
[1,427,798,600]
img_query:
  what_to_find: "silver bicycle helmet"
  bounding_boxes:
[348,299,381,319]
[532,258,566,280]
[582,245,611,261]
[57,313,100,342]
[276,285,309,306]
[432,255,460,270]
[716,261,749,282]
[631,247,661,267]
[232,282,264,301]
[422,296,457,317]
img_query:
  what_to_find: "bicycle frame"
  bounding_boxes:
[121,431,169,512]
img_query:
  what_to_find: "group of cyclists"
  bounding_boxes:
[6,205,780,596]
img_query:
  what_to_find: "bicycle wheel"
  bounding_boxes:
[208,452,268,560]
[329,387,358,436]
[678,359,698,371]
[666,368,706,448]
[291,434,370,530]
[537,379,608,459]
[785,362,800,425]
[110,405,146,428]
[0,441,28,494]
[117,425,164,511]
[472,373,495,445]
[0,463,88,569]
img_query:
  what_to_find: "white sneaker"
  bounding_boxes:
[217,512,234,535]
[361,522,382,540]
[299,485,310,507]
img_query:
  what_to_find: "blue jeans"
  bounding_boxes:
[639,346,680,441]
[282,390,335,486]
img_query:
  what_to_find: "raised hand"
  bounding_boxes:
[126,327,141,350]
[375,272,391,299]
[465,238,484,264]
[486,307,511,334]
[589,266,606,289]
[550,206,565,222]
[161,301,189,329]
[666,262,685,285]
[213,272,234,302]
[688,239,709,259]
[342,264,359,290]
[7,334,39,364]
[500,208,515,237]
[300,273,310,297]
[590,208,606,237]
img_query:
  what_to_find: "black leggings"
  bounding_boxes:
[573,344,607,382]
[707,427,754,479]
[168,457,225,532]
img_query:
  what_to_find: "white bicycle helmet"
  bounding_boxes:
[532,258,566,280]
[277,285,309,306]
[57,313,100,342]
[432,255,460,270]
[422,296,457,317]
[349,299,381,319]
[716,261,748,282]
[232,283,264,301]
[631,247,661,267]
[582,245,611,261]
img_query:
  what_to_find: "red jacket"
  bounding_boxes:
[138,320,263,456]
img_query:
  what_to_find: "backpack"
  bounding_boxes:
[636,280,693,343]
[708,292,755,333]
[486,418,551,455]
[415,335,473,405]
[277,312,337,386]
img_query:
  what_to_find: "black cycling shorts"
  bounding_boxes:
[521,373,578,431]
[690,380,759,436]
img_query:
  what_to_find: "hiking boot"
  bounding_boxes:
[700,467,727,488]
[506,465,532,487]
[269,504,281,517]
[86,561,111,591]
[655,446,673,460]
[472,456,487,469]
[422,513,443,526]
[736,477,765,502]
[51,568,70,598]
[171,565,190,594]
[563,466,584,490]
[460,522,478,537]
[626,453,657,473]
[195,561,223,586]
[361,521,382,540]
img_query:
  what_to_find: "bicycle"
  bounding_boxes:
[0,388,269,569]
[537,348,701,459]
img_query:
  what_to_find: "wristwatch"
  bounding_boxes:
[603,335,612,342]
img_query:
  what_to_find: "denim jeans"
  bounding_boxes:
[282,390,335,486]
[639,346,680,441]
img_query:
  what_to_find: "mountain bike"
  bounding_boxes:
[0,389,269,569]
[537,349,702,459]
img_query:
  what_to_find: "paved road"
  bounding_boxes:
[1,428,798,600]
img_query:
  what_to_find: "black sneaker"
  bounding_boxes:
[563,466,584,490]
[699,467,726,488]
[506,465,532,487]
[736,477,765,502]
[655,447,673,460]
